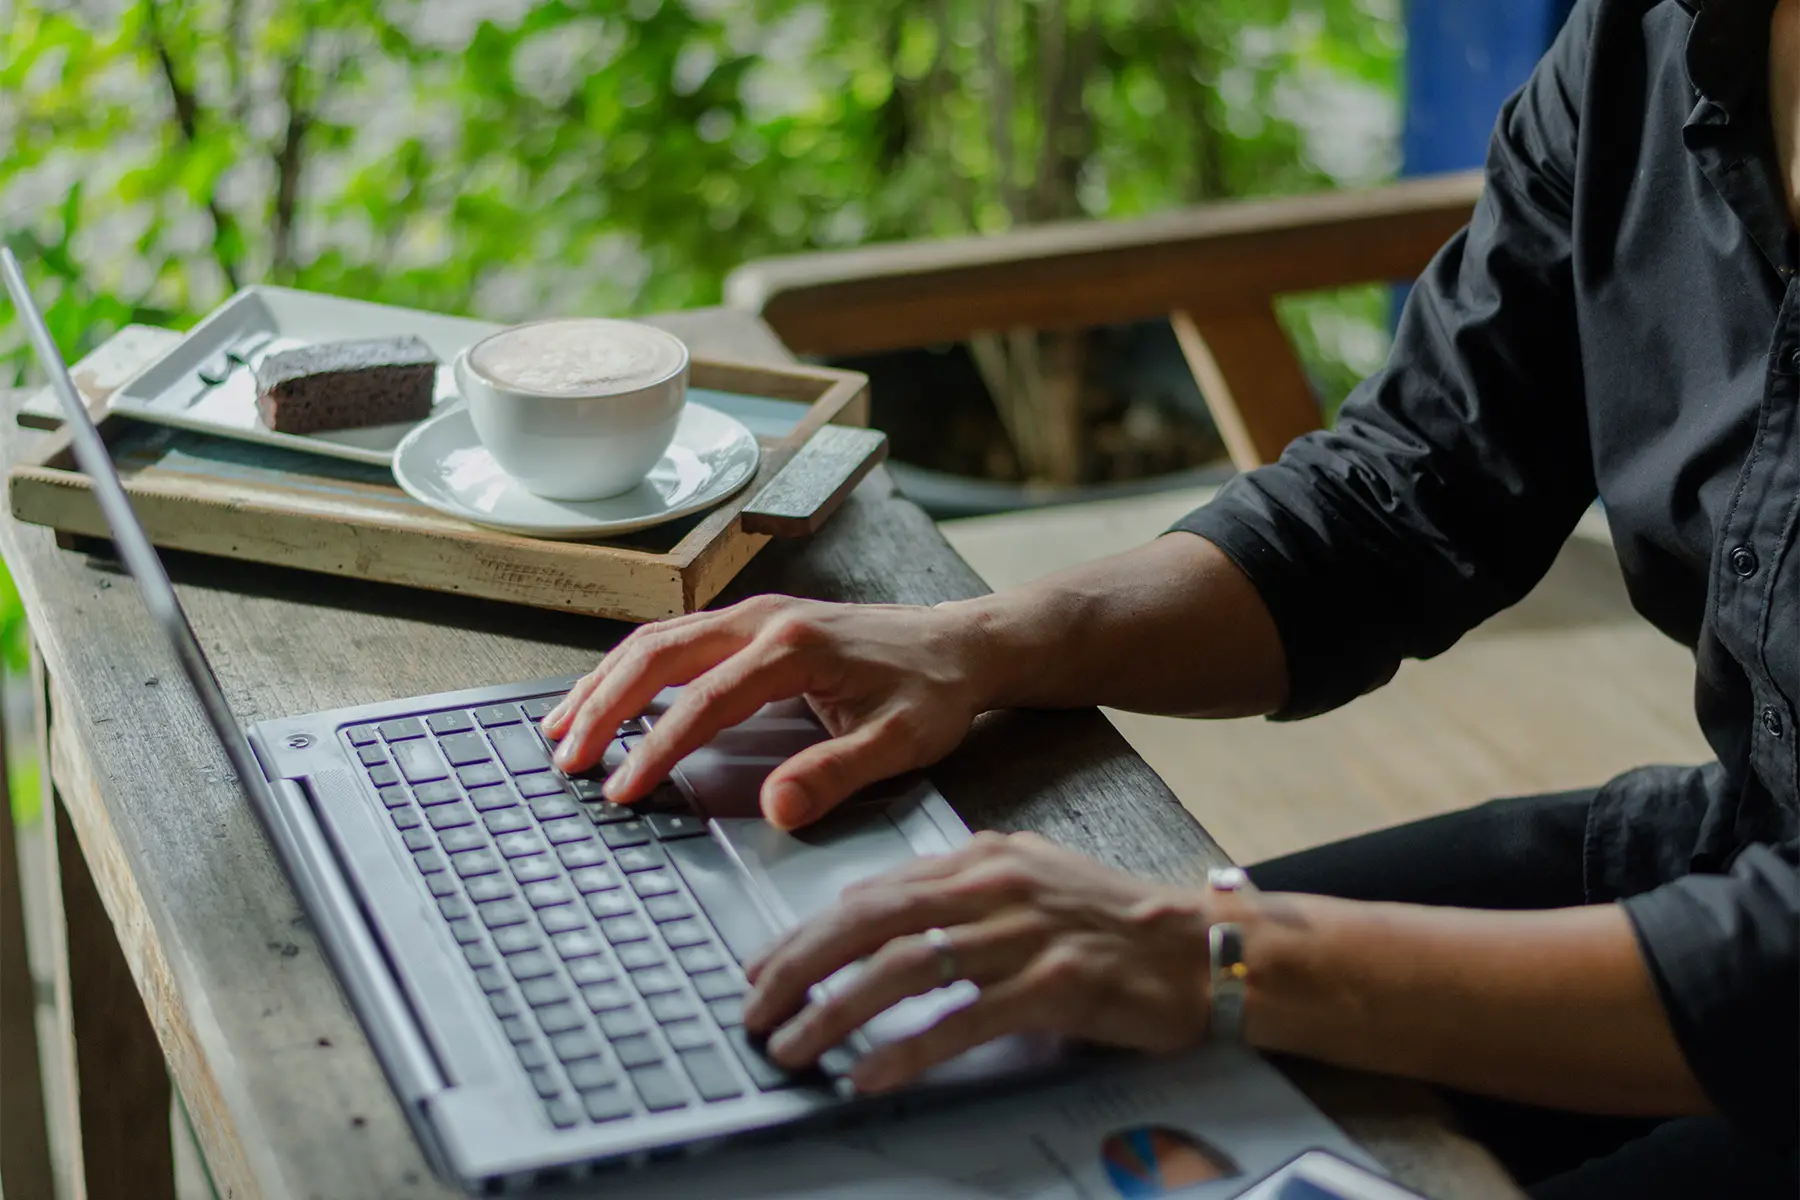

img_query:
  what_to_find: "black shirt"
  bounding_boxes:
[1177,0,1799,1145]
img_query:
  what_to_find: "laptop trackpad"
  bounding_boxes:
[711,807,920,931]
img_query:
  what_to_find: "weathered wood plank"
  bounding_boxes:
[0,696,56,1200]
[740,426,890,538]
[727,172,1481,356]
[1171,307,1323,469]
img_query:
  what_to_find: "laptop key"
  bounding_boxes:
[446,917,481,945]
[523,878,573,907]
[413,780,461,807]
[527,1066,560,1099]
[535,1001,586,1034]
[521,696,562,722]
[437,732,490,767]
[517,1041,549,1070]
[412,848,447,874]
[377,784,409,809]
[646,812,706,841]
[490,725,550,774]
[643,893,694,923]
[617,942,665,971]
[582,1085,633,1123]
[475,704,521,728]
[501,1015,534,1043]
[390,805,422,830]
[585,891,633,919]
[571,865,620,894]
[629,869,678,898]
[614,845,667,874]
[498,831,547,859]
[507,950,556,981]
[551,1030,601,1062]
[392,740,448,784]
[540,818,590,846]
[558,841,607,869]
[662,1019,712,1052]
[520,976,569,1007]
[439,826,485,854]
[543,1097,580,1128]
[368,764,400,788]
[612,1034,662,1069]
[629,966,681,996]
[565,1058,613,1092]
[493,925,542,954]
[599,915,649,944]
[345,723,379,746]
[539,905,585,934]
[489,990,520,1019]
[402,828,432,852]
[451,848,502,878]
[425,873,457,898]
[426,801,475,831]
[438,895,471,921]
[691,969,743,1001]
[552,930,605,960]
[464,942,496,970]
[357,745,387,768]
[679,946,730,977]
[726,1027,794,1091]
[571,779,612,805]
[478,898,530,928]
[483,808,530,835]
[469,785,516,813]
[465,875,514,904]
[630,1064,687,1111]
[569,958,615,986]
[599,1008,647,1039]
[379,717,425,741]
[648,992,697,1024]
[474,966,508,992]
[458,762,506,789]
[659,918,709,949]
[426,710,474,735]
[509,854,558,883]
[679,1046,743,1102]
[582,982,632,1011]
[598,821,650,850]
[520,776,570,802]
[709,996,746,1027]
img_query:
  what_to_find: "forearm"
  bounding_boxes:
[1231,890,1710,1115]
[942,532,1288,718]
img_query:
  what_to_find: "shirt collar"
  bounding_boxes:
[1683,0,1774,117]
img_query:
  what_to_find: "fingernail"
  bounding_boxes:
[603,763,632,799]
[766,1024,801,1064]
[553,742,575,770]
[543,701,567,727]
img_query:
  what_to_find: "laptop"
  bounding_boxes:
[2,251,1071,1191]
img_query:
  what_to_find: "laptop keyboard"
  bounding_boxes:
[345,694,822,1129]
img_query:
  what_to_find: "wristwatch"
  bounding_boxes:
[1207,866,1252,1044]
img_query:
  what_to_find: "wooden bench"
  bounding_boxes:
[726,170,1485,470]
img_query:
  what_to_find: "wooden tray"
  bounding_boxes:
[9,325,886,623]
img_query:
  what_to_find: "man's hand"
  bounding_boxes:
[742,831,1214,1093]
[540,596,994,829]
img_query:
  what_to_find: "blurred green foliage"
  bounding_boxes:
[1,0,1401,384]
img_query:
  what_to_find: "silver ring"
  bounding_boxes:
[923,926,959,985]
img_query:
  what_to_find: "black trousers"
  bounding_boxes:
[1248,789,1798,1200]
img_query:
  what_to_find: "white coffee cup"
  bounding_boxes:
[453,318,690,501]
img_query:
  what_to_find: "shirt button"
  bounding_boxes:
[1730,546,1760,577]
[1763,707,1785,739]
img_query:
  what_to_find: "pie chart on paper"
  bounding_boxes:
[1100,1125,1241,1197]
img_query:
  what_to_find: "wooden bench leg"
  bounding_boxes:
[35,656,175,1200]
[1,710,56,1199]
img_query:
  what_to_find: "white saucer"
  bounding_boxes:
[391,402,760,538]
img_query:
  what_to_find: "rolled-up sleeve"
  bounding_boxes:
[1173,1,1602,719]
[1620,843,1800,1146]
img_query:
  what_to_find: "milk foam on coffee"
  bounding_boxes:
[469,318,686,397]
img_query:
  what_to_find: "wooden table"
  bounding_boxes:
[0,310,1521,1199]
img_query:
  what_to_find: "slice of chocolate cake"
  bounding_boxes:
[255,336,437,435]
